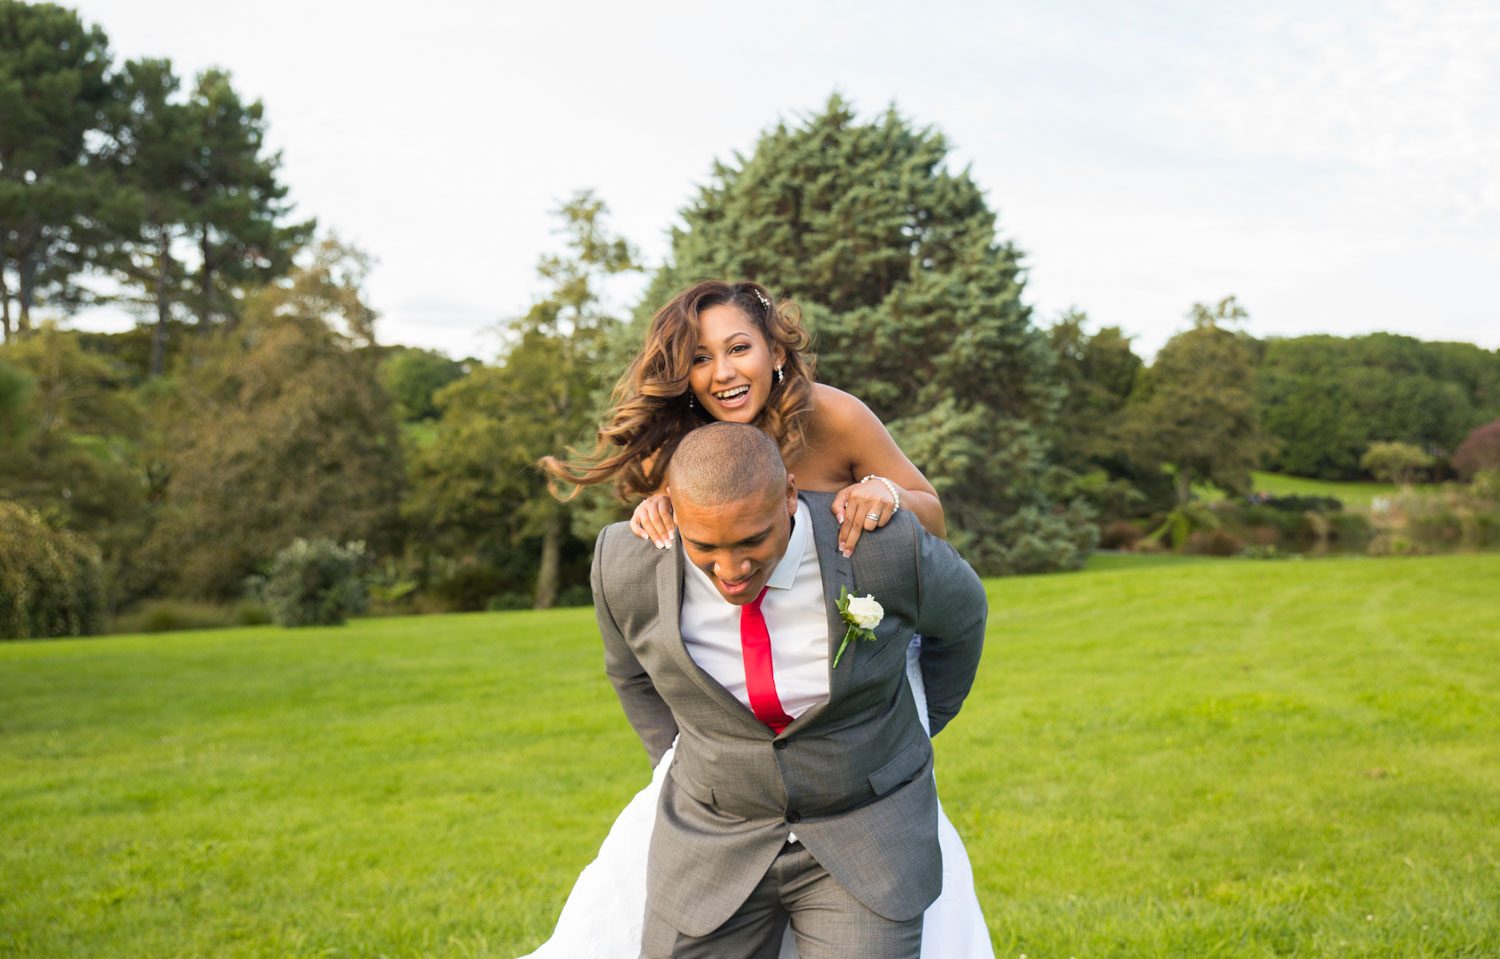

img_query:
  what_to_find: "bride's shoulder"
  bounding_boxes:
[808,383,882,433]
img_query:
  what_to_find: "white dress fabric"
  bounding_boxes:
[520,638,994,958]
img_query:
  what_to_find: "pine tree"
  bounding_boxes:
[0,1,116,339]
[100,59,312,376]
[642,95,1094,573]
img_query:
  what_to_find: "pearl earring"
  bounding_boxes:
[776,365,784,384]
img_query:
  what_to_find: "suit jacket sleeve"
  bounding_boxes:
[592,524,678,767]
[911,529,987,737]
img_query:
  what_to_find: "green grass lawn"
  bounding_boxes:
[1247,471,1433,506]
[1195,471,1428,507]
[4,555,1499,957]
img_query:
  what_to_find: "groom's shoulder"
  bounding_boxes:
[595,520,652,564]
[593,520,672,587]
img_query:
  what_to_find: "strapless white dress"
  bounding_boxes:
[520,638,993,958]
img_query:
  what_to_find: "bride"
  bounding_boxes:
[532,281,993,957]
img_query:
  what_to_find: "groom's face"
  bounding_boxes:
[673,477,799,606]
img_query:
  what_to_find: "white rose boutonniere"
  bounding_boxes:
[833,586,884,668]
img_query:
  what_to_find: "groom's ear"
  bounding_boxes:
[784,474,798,517]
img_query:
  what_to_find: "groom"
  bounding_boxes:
[591,422,987,958]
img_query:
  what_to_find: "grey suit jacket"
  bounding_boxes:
[591,490,987,937]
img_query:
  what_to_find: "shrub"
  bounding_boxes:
[558,584,593,607]
[1259,494,1343,514]
[230,599,273,626]
[1406,508,1464,548]
[429,563,513,612]
[1472,469,1500,504]
[261,538,368,628]
[1098,520,1143,550]
[0,501,106,640]
[1323,512,1374,551]
[1185,528,1244,556]
[111,598,272,634]
[485,593,531,612]
[1452,419,1500,479]
[1361,441,1434,485]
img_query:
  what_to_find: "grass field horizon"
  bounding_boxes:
[4,554,1499,957]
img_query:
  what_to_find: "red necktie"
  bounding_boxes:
[740,587,794,734]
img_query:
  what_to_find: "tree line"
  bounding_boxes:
[4,5,1499,637]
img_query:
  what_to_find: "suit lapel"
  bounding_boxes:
[656,538,765,724]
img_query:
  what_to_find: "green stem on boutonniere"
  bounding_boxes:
[832,585,879,668]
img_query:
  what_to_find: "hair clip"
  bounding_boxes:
[752,289,770,311]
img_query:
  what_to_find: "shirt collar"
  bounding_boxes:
[766,498,810,591]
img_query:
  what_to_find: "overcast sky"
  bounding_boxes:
[62,0,1500,361]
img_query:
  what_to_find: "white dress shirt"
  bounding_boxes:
[681,498,830,723]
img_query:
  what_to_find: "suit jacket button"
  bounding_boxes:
[786,811,801,824]
[773,739,788,750]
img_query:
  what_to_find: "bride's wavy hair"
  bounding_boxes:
[541,280,817,501]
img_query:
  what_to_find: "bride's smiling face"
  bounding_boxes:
[690,304,785,424]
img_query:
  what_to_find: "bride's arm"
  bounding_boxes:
[815,387,946,553]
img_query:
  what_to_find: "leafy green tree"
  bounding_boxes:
[1258,333,1500,479]
[1116,297,1275,508]
[640,95,1092,573]
[145,240,403,598]
[1360,441,1434,486]
[380,346,467,422]
[1048,312,1142,468]
[408,192,638,607]
[0,1,116,339]
[1042,311,1164,518]
[0,324,147,587]
[0,353,29,438]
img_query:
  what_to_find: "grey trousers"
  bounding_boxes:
[641,842,923,959]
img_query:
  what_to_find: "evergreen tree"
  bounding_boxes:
[179,68,313,327]
[641,96,1092,573]
[0,1,116,339]
[100,59,311,376]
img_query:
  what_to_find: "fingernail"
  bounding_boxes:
[836,511,844,523]
[654,539,664,548]
[843,549,852,558]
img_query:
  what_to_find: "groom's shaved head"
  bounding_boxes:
[668,423,785,506]
[668,423,798,605]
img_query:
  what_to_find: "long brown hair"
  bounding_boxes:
[541,280,816,500]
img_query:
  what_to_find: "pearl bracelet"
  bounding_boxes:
[860,474,901,514]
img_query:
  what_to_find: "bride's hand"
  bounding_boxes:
[832,478,900,557]
[630,493,676,548]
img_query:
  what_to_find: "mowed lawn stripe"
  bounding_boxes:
[3,554,1498,957]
